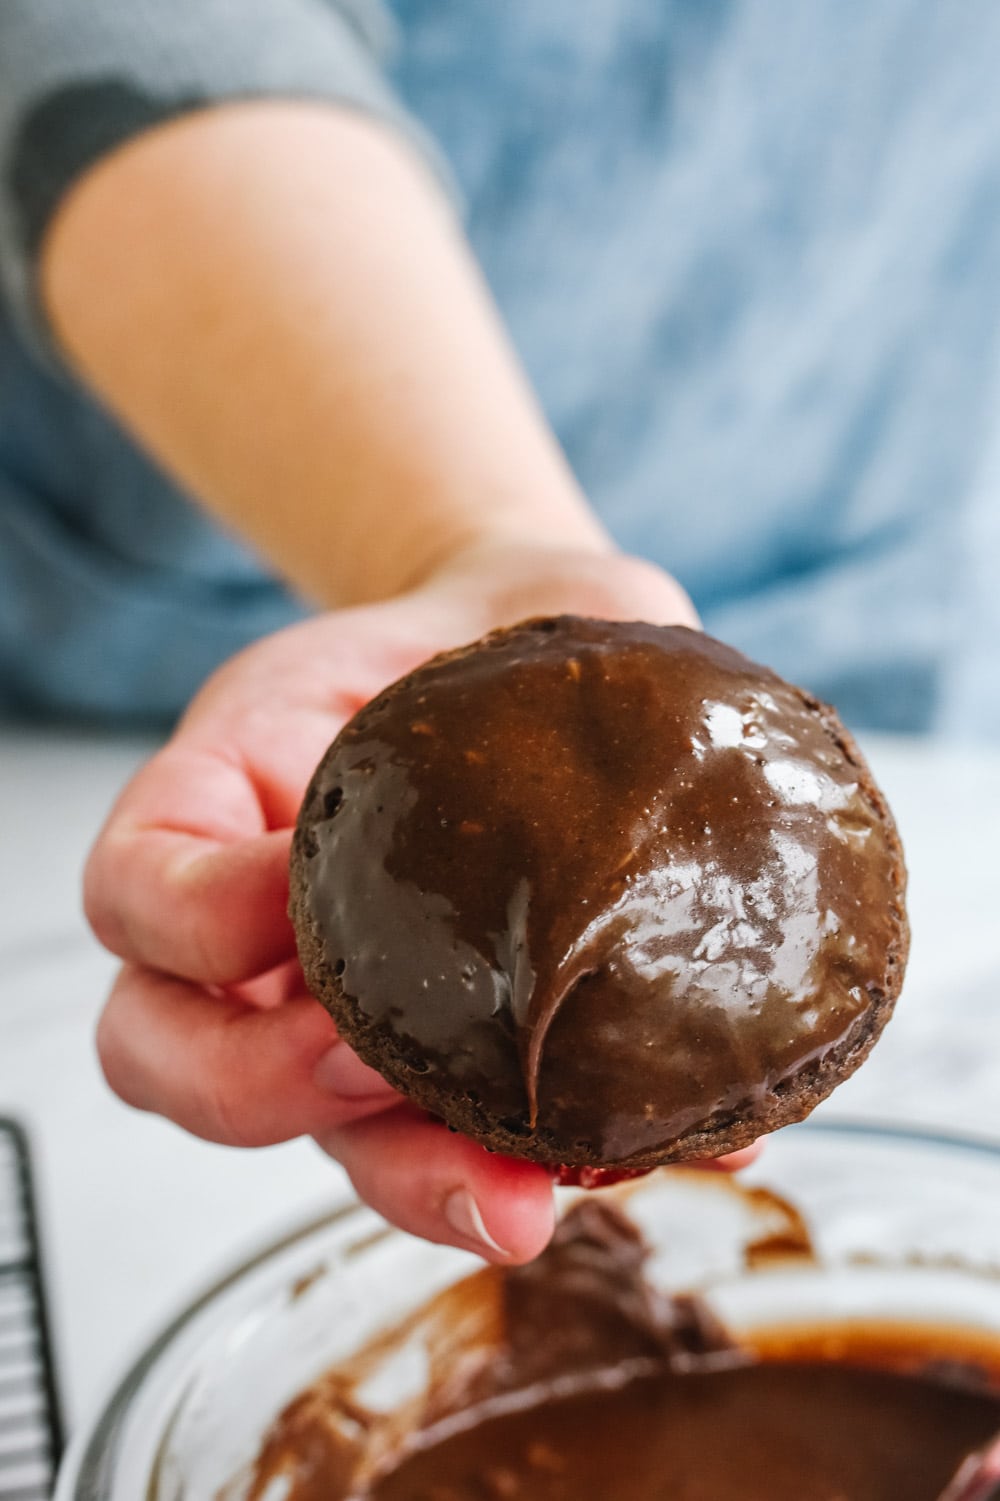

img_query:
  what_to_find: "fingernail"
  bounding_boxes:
[443,1186,510,1258]
[313,1044,395,1101]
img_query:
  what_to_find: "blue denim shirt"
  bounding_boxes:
[1,0,998,731]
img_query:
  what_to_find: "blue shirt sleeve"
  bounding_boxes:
[0,0,450,361]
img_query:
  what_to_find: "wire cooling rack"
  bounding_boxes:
[0,1120,62,1500]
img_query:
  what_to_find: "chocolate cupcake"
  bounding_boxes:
[290,618,908,1168]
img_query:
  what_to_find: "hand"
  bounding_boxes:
[87,542,754,1264]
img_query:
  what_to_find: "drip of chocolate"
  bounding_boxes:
[246,1200,739,1501]
[496,1197,738,1387]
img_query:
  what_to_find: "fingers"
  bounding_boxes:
[97,963,398,1147]
[319,1111,556,1265]
[85,735,298,984]
[99,952,760,1262]
[88,823,296,984]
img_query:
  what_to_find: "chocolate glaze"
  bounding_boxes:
[246,1202,1000,1501]
[294,618,907,1162]
[373,1360,1000,1501]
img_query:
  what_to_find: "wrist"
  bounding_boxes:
[407,535,700,642]
[398,499,611,599]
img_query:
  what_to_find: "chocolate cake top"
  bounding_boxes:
[294,617,906,1163]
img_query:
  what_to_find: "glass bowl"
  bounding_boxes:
[55,1121,1000,1500]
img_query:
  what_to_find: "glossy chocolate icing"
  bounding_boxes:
[296,618,906,1162]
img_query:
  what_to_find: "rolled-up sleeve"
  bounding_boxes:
[0,0,448,356]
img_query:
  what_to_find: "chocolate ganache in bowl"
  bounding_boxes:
[53,1126,1000,1501]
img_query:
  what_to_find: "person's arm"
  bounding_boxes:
[38,85,717,1265]
[41,101,608,606]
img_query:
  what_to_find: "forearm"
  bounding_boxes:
[39,102,608,607]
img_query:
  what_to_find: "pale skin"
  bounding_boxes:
[43,102,755,1266]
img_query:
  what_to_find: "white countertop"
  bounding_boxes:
[2,725,999,1438]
